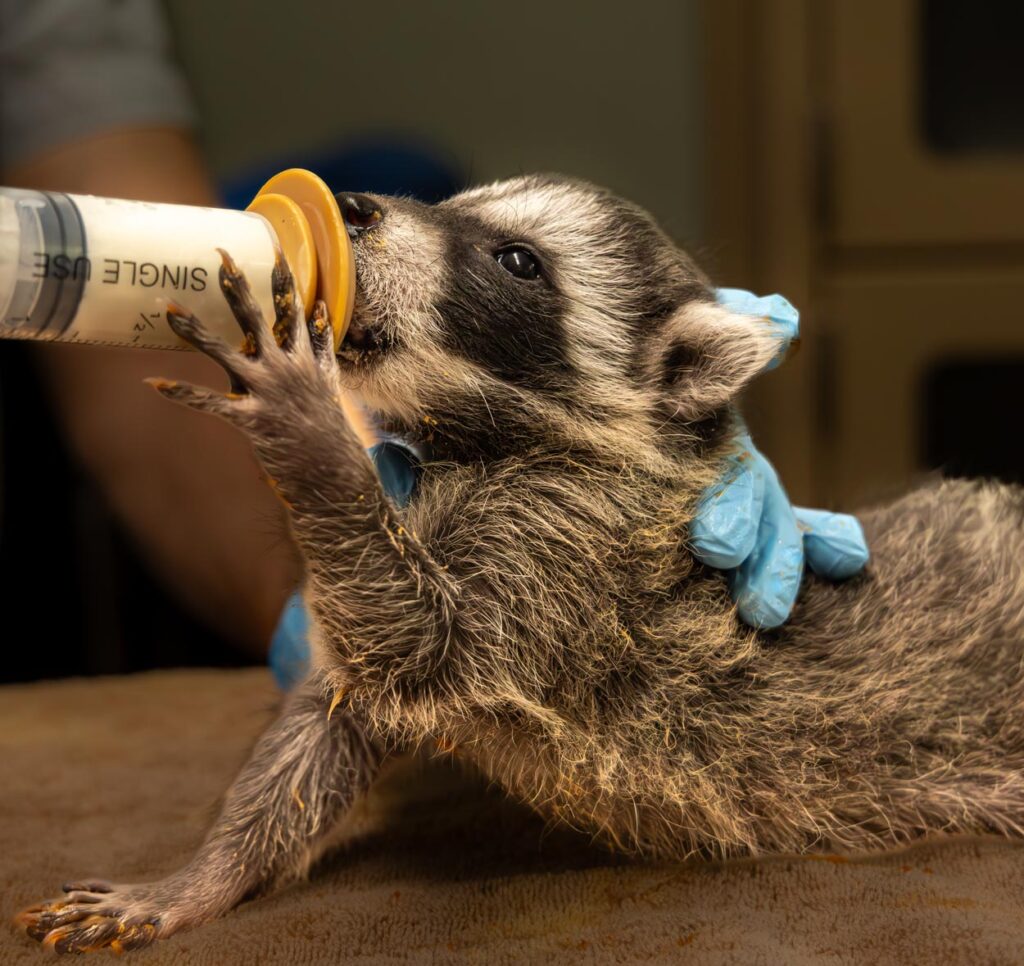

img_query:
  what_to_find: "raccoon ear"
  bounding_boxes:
[653,300,783,421]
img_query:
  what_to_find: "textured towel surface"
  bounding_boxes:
[3,669,1023,964]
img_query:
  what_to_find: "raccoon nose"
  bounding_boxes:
[338,193,384,238]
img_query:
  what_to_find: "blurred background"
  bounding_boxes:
[1,0,1022,682]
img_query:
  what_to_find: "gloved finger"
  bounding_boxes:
[715,288,799,371]
[690,435,765,569]
[269,591,312,690]
[368,439,421,509]
[794,507,870,580]
[730,450,804,629]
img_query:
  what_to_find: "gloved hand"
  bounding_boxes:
[270,287,870,687]
[689,288,868,628]
[689,430,869,628]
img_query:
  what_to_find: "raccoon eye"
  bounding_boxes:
[495,247,540,280]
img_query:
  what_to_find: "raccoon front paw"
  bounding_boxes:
[148,250,349,473]
[15,879,180,954]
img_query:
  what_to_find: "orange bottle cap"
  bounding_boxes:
[250,169,354,351]
[245,192,317,315]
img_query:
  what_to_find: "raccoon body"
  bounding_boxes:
[314,176,1024,859]
[20,175,1024,956]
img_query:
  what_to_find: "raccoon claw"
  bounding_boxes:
[216,249,276,357]
[307,299,337,371]
[62,880,113,896]
[271,251,303,351]
[144,376,238,418]
[151,251,342,423]
[165,302,252,382]
[217,247,305,356]
[16,885,164,955]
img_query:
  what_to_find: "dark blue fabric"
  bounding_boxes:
[221,139,464,211]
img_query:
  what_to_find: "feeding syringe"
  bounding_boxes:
[0,169,354,352]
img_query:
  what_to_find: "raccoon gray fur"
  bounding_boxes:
[19,175,1024,954]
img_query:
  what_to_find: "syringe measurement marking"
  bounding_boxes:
[133,311,163,343]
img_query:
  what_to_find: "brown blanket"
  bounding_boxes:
[2,669,1022,964]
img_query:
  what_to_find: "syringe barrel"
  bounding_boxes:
[0,187,279,350]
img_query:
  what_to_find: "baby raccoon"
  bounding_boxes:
[19,175,1024,954]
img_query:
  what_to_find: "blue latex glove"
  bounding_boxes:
[715,288,800,372]
[688,288,869,628]
[268,592,312,691]
[690,431,868,628]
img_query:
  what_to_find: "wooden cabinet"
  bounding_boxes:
[821,271,1024,506]
[704,0,1024,510]
[827,0,1024,248]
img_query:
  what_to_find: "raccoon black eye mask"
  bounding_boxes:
[18,174,1024,956]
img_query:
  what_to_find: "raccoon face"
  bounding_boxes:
[335,175,781,461]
